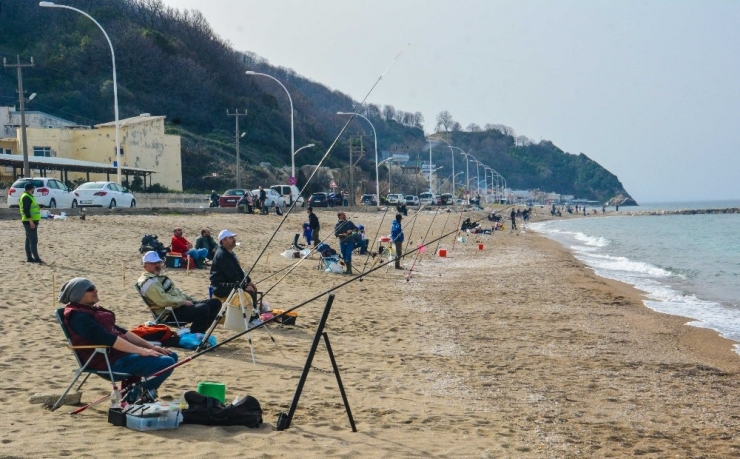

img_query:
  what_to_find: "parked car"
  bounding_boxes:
[219,189,254,207]
[419,192,438,205]
[440,193,454,205]
[308,192,329,207]
[327,192,344,207]
[74,181,136,208]
[405,195,420,206]
[252,188,285,208]
[7,177,78,209]
[360,194,377,206]
[270,185,304,207]
[385,193,404,205]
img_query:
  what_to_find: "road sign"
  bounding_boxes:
[330,181,337,188]
[289,176,297,185]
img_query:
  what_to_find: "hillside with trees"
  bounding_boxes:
[0,0,635,204]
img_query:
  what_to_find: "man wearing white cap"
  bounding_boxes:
[209,229,257,300]
[136,251,221,333]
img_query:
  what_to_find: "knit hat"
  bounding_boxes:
[58,277,94,304]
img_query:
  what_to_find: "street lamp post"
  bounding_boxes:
[245,71,295,183]
[40,1,121,184]
[378,157,395,194]
[336,112,380,208]
[429,136,456,202]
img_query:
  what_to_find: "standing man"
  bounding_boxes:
[307,206,320,246]
[137,251,221,333]
[334,211,358,275]
[391,213,404,270]
[20,182,43,263]
[258,186,267,215]
[510,208,517,231]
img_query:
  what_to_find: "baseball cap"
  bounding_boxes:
[218,229,237,242]
[142,251,163,264]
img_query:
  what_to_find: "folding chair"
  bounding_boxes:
[134,282,184,328]
[51,308,132,411]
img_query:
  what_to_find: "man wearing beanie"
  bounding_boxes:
[137,251,221,333]
[60,277,178,402]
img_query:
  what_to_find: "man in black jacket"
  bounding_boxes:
[307,206,320,246]
[209,229,257,300]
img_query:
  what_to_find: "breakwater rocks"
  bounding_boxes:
[624,208,740,216]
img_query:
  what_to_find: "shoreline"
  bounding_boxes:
[1,209,738,457]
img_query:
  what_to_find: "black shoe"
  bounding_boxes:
[26,258,35,263]
[34,259,44,264]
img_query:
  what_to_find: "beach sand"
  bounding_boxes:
[1,207,739,458]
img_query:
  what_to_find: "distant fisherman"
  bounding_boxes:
[20,182,43,263]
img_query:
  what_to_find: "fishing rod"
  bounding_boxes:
[259,206,371,296]
[244,49,406,281]
[405,207,440,281]
[254,205,368,286]
[358,205,391,277]
[432,210,453,257]
[70,212,490,416]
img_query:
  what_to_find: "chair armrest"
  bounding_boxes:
[67,345,111,349]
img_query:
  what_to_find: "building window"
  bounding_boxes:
[115,147,124,156]
[4,149,11,155]
[33,146,51,157]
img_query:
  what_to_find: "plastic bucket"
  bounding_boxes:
[438,248,447,257]
[478,244,484,251]
[196,381,226,403]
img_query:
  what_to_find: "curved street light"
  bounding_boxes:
[40,1,121,184]
[336,112,380,209]
[428,136,457,202]
[245,71,295,182]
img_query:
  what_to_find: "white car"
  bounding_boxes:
[252,188,286,208]
[405,195,420,206]
[7,177,78,209]
[386,194,404,204]
[74,182,136,208]
[270,184,304,207]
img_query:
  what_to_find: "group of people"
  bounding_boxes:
[235,186,283,215]
[333,211,405,274]
[59,227,257,403]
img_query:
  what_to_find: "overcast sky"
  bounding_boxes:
[161,0,740,203]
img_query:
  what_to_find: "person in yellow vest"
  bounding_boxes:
[20,182,43,263]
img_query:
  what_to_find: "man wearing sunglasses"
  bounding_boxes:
[60,277,178,402]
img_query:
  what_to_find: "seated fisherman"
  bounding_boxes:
[356,224,369,254]
[171,227,208,263]
[194,228,218,261]
[60,277,177,403]
[209,229,258,302]
[137,251,221,333]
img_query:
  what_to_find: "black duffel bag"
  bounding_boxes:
[181,391,262,428]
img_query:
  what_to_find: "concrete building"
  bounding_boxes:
[0,108,182,190]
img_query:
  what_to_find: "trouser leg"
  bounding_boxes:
[175,299,222,333]
[23,222,40,260]
[313,229,320,246]
[111,353,179,391]
[395,241,403,268]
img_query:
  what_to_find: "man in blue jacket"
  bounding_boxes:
[391,213,404,270]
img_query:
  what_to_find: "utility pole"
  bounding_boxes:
[4,56,35,177]
[348,133,365,206]
[227,109,247,188]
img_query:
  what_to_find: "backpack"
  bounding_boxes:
[129,324,180,347]
[139,234,168,257]
[181,391,262,428]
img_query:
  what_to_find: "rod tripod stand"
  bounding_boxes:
[276,294,356,432]
[197,287,275,365]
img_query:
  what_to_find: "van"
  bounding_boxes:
[270,185,304,207]
[418,192,438,205]
[386,194,404,204]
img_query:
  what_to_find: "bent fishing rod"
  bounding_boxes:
[406,207,441,281]
[70,211,489,415]
[244,49,406,281]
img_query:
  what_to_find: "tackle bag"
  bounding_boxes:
[181,391,262,428]
[130,324,180,347]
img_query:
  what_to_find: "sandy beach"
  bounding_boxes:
[1,207,739,458]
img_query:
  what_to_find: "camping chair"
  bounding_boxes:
[134,283,184,328]
[51,308,132,412]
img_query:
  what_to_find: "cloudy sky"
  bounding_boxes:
[161,0,740,203]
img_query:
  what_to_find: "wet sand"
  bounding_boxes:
[1,207,739,458]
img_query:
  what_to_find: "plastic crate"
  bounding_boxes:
[126,410,182,431]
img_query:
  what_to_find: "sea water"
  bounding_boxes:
[529,200,740,353]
